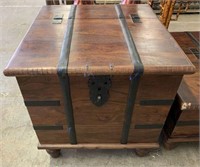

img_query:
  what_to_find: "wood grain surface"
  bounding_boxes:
[38,143,159,149]
[4,6,197,148]
[171,126,199,138]
[36,130,70,144]
[70,75,129,143]
[4,5,195,76]
[162,32,199,148]
[171,32,199,110]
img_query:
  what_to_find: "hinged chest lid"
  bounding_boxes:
[4,5,195,76]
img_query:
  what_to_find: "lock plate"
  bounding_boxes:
[88,76,112,106]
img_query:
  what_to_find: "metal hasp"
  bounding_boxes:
[52,14,63,24]
[131,14,141,23]
[88,76,112,106]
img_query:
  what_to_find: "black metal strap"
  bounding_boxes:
[140,99,174,106]
[33,125,64,131]
[135,124,163,129]
[176,120,199,126]
[25,100,60,106]
[115,5,144,144]
[57,5,77,144]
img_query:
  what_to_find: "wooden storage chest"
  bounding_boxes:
[163,32,199,149]
[4,5,195,157]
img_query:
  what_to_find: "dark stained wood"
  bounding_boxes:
[135,149,151,157]
[38,143,159,149]
[70,75,129,143]
[17,76,69,144]
[170,32,197,52]
[128,75,182,142]
[3,5,195,76]
[135,75,182,101]
[131,105,171,125]
[171,126,199,137]
[3,6,71,76]
[190,32,199,41]
[128,129,161,143]
[121,4,157,19]
[70,75,129,127]
[26,106,66,125]
[3,6,196,153]
[163,32,199,149]
[74,5,157,19]
[126,18,194,74]
[46,149,61,158]
[171,32,199,110]
[36,130,70,144]
[162,131,199,150]
[75,5,118,19]
[75,125,122,143]
[17,76,62,100]
[68,19,133,75]
[176,110,199,122]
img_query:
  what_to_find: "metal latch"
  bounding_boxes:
[52,14,63,24]
[131,14,141,23]
[88,76,112,107]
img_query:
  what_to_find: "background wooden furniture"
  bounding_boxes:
[163,31,199,149]
[45,0,141,5]
[174,0,200,20]
[158,0,199,28]
[159,0,176,28]
[4,5,195,158]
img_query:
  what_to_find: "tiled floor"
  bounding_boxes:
[0,1,199,167]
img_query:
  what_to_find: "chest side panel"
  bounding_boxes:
[17,76,70,144]
[128,75,183,143]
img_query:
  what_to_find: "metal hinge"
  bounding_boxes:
[131,14,141,23]
[52,14,63,24]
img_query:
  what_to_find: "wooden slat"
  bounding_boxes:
[36,130,70,144]
[75,125,122,143]
[171,126,199,138]
[17,76,62,100]
[131,105,171,125]
[68,18,133,75]
[135,75,182,101]
[26,106,66,125]
[38,143,159,149]
[128,129,161,143]
[176,110,199,122]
